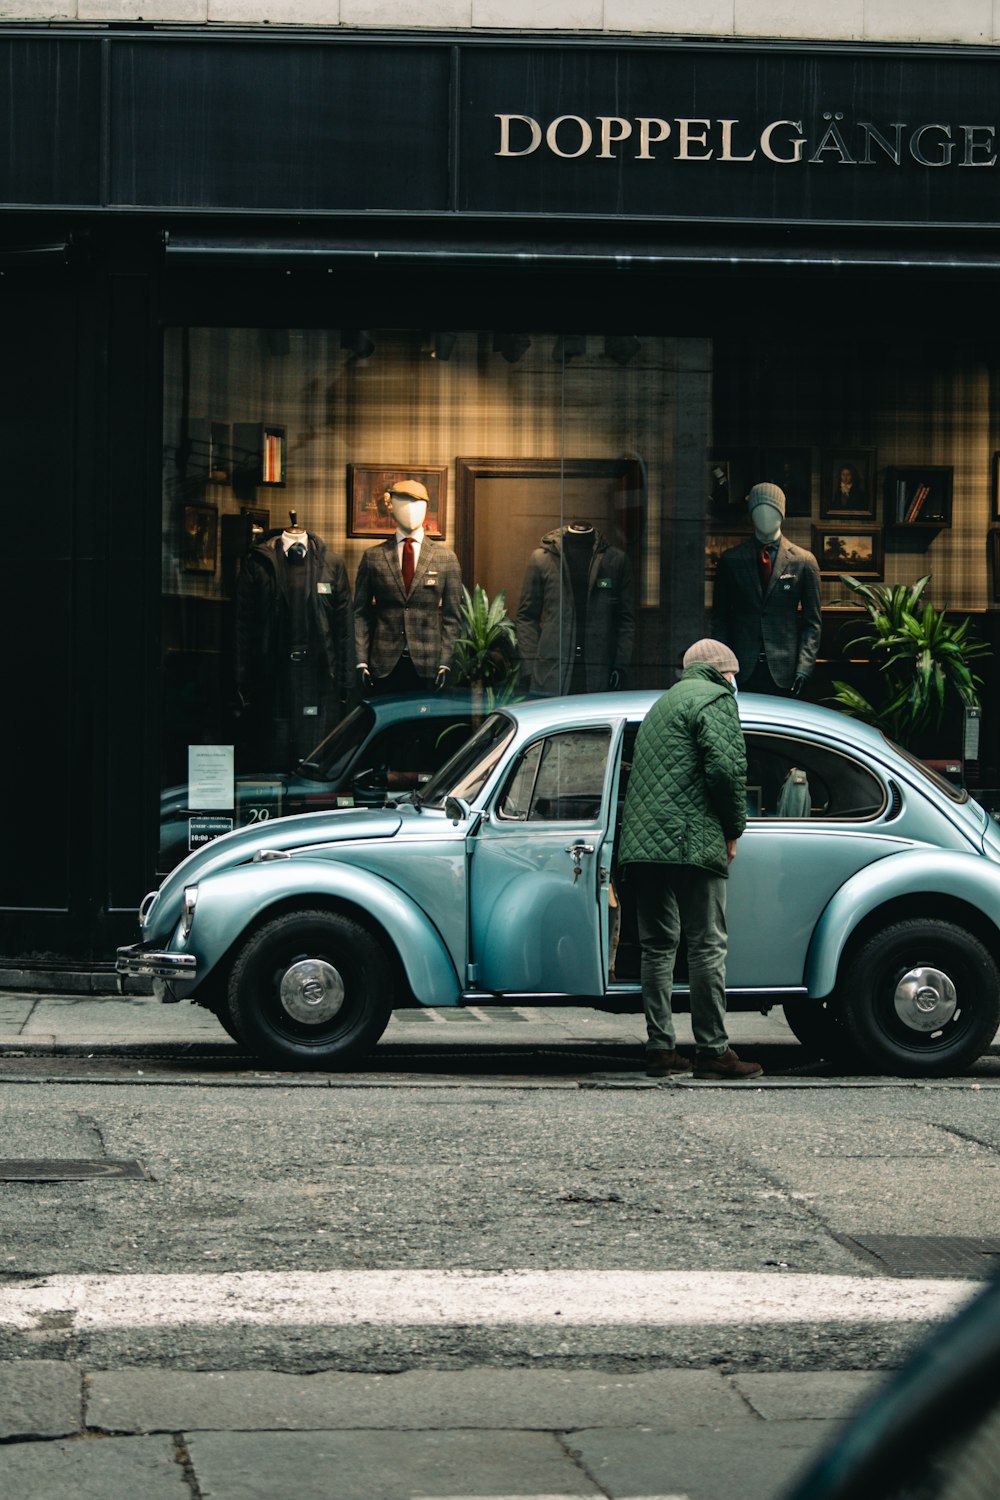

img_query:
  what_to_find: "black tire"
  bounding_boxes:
[781,998,857,1063]
[211,1006,245,1046]
[840,919,1000,1077]
[226,908,393,1069]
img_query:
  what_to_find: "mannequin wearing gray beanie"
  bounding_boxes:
[710,482,822,696]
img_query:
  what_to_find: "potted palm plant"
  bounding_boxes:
[828,574,990,753]
[452,584,521,719]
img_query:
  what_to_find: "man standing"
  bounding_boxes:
[619,639,763,1080]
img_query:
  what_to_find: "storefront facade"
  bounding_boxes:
[4,26,1000,969]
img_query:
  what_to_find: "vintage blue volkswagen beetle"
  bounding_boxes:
[117,691,1000,1076]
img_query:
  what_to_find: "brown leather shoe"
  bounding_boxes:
[692,1046,763,1081]
[646,1048,693,1077]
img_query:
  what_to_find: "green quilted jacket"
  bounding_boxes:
[619,664,747,878]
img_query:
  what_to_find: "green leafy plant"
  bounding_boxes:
[828,574,990,750]
[452,584,521,713]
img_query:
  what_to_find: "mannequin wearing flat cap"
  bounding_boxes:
[710,482,822,696]
[353,479,464,695]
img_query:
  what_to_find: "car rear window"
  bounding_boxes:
[297,704,376,783]
[744,732,886,819]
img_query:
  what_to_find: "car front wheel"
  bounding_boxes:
[840,919,1000,1077]
[226,908,393,1069]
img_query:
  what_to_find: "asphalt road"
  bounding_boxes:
[0,997,997,1498]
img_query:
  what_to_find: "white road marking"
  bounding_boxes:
[0,1269,979,1331]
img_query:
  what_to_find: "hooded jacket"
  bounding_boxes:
[515,527,636,696]
[618,663,747,878]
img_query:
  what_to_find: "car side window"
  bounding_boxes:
[498,728,611,822]
[744,732,886,820]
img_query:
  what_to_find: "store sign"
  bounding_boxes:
[493,113,998,169]
[458,46,1000,226]
[6,33,1000,228]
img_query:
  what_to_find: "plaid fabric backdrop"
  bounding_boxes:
[163,327,992,650]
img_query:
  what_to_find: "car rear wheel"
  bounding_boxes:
[226,908,393,1069]
[840,919,1000,1077]
[781,998,856,1064]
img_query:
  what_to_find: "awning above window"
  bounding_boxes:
[163,230,1000,274]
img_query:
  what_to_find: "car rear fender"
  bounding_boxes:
[185,859,461,1005]
[805,848,1000,998]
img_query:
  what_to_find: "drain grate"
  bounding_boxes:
[0,1159,148,1182]
[837,1233,1000,1278]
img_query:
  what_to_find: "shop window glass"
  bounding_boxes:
[159,327,709,869]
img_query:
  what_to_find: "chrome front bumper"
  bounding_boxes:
[116,943,198,984]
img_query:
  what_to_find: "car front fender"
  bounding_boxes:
[805,848,1000,999]
[180,859,462,1006]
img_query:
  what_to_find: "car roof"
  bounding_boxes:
[501,689,899,759]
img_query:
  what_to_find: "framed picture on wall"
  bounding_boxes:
[759,448,812,517]
[705,530,751,579]
[181,503,218,573]
[347,464,447,537]
[991,529,1000,601]
[820,447,877,520]
[707,448,755,521]
[812,524,883,580]
[991,452,1000,521]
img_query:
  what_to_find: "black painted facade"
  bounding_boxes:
[3,27,1000,966]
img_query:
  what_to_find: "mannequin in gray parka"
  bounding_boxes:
[515,522,636,695]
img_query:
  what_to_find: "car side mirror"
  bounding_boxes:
[445,796,471,824]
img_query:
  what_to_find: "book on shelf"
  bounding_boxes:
[905,483,931,522]
[896,478,908,522]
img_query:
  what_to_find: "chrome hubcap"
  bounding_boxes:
[279,959,345,1025]
[893,966,958,1033]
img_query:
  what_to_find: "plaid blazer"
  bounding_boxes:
[710,535,822,690]
[353,536,464,681]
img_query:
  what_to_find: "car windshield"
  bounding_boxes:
[880,732,969,804]
[420,713,517,809]
[296,704,376,783]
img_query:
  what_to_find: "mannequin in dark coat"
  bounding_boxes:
[711,483,822,695]
[235,528,355,767]
[516,523,636,695]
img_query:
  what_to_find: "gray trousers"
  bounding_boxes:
[632,863,730,1056]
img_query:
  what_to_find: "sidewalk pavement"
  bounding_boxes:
[0,1361,881,1499]
[0,990,798,1054]
[1,992,997,1084]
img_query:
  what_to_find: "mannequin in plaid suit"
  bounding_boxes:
[354,479,464,695]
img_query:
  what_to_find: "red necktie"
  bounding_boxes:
[402,537,415,592]
[759,545,773,590]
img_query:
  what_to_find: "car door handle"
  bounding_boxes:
[566,843,596,885]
